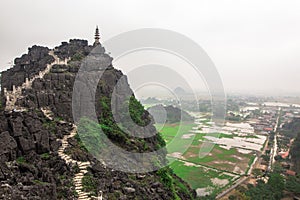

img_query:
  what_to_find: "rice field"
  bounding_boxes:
[156,115,266,197]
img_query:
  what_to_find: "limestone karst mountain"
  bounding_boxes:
[0,38,196,199]
[148,105,194,124]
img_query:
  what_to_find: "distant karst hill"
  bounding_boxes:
[148,105,194,124]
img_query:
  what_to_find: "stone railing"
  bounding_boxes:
[4,50,69,111]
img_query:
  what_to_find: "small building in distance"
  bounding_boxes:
[286,170,297,176]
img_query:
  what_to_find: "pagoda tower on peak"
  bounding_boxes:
[93,26,100,46]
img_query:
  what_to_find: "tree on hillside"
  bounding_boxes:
[244,173,284,200]
[286,175,300,195]
[291,132,300,172]
[268,173,285,199]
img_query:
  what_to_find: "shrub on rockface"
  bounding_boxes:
[129,96,150,126]
[97,95,165,152]
[82,174,98,197]
[157,167,195,200]
[77,117,106,155]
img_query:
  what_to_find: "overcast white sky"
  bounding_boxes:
[1,0,300,95]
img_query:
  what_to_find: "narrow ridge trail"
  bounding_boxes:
[3,50,103,200]
[4,50,68,111]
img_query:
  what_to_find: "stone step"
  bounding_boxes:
[78,194,90,197]
[79,162,90,165]
[78,196,89,199]
[77,192,86,195]
[79,165,89,169]
[78,194,89,197]
[77,190,88,194]
[78,194,89,196]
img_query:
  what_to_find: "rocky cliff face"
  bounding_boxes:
[1,46,54,92]
[0,39,195,199]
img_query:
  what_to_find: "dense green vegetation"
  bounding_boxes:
[291,132,300,173]
[77,117,106,154]
[286,175,300,195]
[282,118,300,139]
[77,95,193,199]
[156,167,195,200]
[268,131,275,148]
[129,96,150,126]
[76,96,164,156]
[281,118,300,173]
[230,172,285,200]
[98,96,133,146]
[97,96,159,150]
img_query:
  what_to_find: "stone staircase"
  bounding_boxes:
[3,50,69,111]
[58,124,93,200]
[41,108,103,200]
[2,49,103,200]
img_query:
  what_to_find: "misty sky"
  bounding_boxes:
[1,0,300,95]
